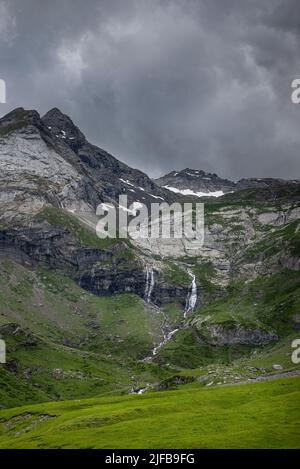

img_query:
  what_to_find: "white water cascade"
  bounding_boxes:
[144,267,155,303]
[184,270,197,317]
[143,268,197,364]
[152,328,179,356]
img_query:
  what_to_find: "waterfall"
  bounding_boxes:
[152,328,179,356]
[78,272,84,288]
[143,267,197,362]
[184,270,197,317]
[144,266,155,303]
[149,269,198,359]
[148,269,155,302]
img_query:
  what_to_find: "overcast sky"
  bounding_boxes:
[0,0,299,179]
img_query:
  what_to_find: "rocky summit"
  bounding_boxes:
[155,167,299,198]
[0,107,175,225]
[0,107,299,409]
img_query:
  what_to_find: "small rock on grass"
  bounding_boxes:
[272,364,283,370]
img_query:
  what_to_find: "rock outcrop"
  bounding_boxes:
[0,106,299,350]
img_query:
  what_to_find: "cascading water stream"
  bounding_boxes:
[184,270,197,318]
[144,266,155,303]
[152,328,179,356]
[144,267,197,364]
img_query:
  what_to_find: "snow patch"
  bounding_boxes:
[149,193,164,200]
[119,178,135,187]
[163,186,224,198]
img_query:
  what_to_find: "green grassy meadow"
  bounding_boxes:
[0,377,299,449]
[0,203,299,449]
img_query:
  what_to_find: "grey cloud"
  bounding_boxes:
[0,0,299,179]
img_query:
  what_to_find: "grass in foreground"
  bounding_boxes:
[0,377,299,449]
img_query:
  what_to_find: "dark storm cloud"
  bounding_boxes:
[0,0,299,179]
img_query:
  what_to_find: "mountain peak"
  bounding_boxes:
[42,108,85,147]
[154,168,236,197]
[43,107,70,122]
[42,107,77,129]
[0,107,41,127]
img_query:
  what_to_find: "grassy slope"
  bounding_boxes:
[0,377,299,449]
[157,269,300,370]
[35,205,118,249]
[0,259,176,408]
[1,259,299,406]
[192,269,300,337]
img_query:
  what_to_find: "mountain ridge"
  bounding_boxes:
[155,167,300,198]
[0,107,177,224]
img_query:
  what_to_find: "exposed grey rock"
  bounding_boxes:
[194,322,277,346]
[155,168,236,195]
[42,107,177,208]
[0,107,178,228]
[155,168,300,198]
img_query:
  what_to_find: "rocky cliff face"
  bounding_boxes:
[40,108,178,208]
[0,106,299,353]
[0,107,177,225]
